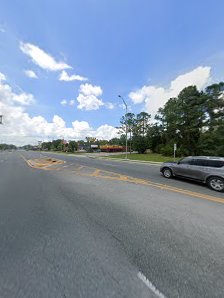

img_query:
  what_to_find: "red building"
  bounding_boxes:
[100,145,125,152]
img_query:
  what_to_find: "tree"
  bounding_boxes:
[0,143,17,150]
[156,86,206,155]
[68,140,78,152]
[118,112,151,153]
[109,138,122,145]
[198,82,224,156]
[41,142,51,151]
[204,82,224,131]
[132,135,148,154]
[155,97,179,144]
[147,124,163,153]
[135,112,151,137]
[51,139,62,151]
[119,113,135,152]
[177,86,206,155]
[86,137,96,143]
[97,139,108,146]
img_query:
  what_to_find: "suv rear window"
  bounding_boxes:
[189,159,224,167]
[206,160,224,168]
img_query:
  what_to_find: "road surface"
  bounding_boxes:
[0,150,224,298]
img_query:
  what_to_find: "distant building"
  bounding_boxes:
[100,145,125,153]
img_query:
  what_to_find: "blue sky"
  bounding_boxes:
[0,0,224,144]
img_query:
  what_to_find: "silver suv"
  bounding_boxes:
[160,156,224,192]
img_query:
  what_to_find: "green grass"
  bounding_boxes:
[41,151,86,155]
[42,150,177,163]
[109,153,176,162]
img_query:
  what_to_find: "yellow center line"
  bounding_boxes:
[73,167,224,204]
[19,153,224,204]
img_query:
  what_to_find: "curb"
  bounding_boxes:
[42,151,163,165]
[89,156,163,165]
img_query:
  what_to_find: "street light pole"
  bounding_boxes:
[118,95,128,159]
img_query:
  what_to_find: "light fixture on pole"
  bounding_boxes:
[118,95,128,159]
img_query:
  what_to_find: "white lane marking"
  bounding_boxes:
[102,163,121,166]
[137,272,166,298]
[62,163,74,167]
[100,158,162,167]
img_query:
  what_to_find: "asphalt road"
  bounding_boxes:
[0,151,224,298]
[41,151,224,198]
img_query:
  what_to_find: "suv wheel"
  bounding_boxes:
[162,167,173,179]
[207,176,224,192]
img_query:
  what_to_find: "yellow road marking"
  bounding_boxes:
[19,153,65,170]
[19,153,224,204]
[73,166,224,204]
[89,169,101,176]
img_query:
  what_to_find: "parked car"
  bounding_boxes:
[160,156,224,192]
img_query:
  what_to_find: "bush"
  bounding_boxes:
[160,144,174,156]
[132,136,148,154]
[160,144,183,157]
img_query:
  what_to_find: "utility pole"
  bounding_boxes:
[118,95,128,159]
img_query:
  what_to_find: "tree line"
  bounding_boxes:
[118,82,224,156]
[40,138,114,152]
[0,144,17,150]
[11,81,224,157]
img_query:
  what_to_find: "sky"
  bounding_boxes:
[0,0,224,145]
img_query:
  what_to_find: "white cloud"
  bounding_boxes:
[69,99,75,106]
[24,70,38,79]
[129,66,211,116]
[94,124,119,140]
[0,72,35,106]
[13,93,35,105]
[59,70,87,82]
[170,66,211,93]
[0,72,6,81]
[77,83,104,110]
[119,103,126,110]
[105,102,115,109]
[72,120,90,132]
[0,101,118,145]
[79,83,102,97]
[77,84,115,111]
[60,99,75,107]
[20,42,71,71]
[0,75,117,145]
[77,94,104,110]
[60,99,67,106]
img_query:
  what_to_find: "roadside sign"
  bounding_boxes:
[174,144,177,162]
